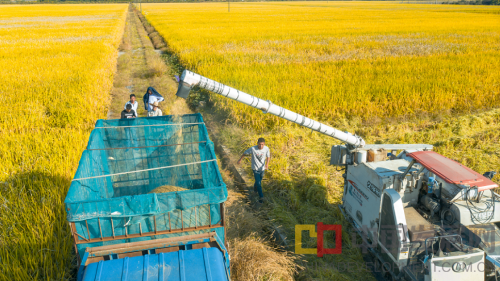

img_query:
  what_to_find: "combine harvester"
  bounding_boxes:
[66,114,230,280]
[175,70,500,281]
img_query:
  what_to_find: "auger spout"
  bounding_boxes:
[176,70,365,148]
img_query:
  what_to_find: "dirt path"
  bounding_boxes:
[105,6,299,280]
[108,5,191,120]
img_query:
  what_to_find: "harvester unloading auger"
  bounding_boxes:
[176,70,500,281]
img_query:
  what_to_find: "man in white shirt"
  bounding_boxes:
[124,94,138,117]
[237,138,271,203]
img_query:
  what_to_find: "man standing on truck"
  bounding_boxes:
[124,94,138,117]
[237,138,271,203]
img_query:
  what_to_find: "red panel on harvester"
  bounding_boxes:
[407,151,498,191]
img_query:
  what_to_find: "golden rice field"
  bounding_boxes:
[142,2,500,129]
[0,2,499,280]
[0,4,127,279]
[139,1,500,186]
[140,2,500,279]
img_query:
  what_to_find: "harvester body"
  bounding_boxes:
[337,147,496,280]
[175,70,500,281]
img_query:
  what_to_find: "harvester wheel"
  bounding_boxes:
[374,258,396,281]
[384,272,396,281]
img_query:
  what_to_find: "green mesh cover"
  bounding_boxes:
[64,114,227,244]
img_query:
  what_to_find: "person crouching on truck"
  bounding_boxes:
[148,101,162,117]
[121,104,136,119]
[237,138,271,203]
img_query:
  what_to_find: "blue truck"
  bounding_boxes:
[64,114,230,280]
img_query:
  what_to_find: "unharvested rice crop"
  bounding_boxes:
[0,4,127,280]
[140,2,500,279]
[141,2,500,129]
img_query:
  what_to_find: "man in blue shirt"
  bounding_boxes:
[237,138,271,203]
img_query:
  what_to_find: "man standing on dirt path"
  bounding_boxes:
[124,94,138,117]
[237,138,271,203]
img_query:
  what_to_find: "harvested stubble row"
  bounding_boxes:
[0,4,128,280]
